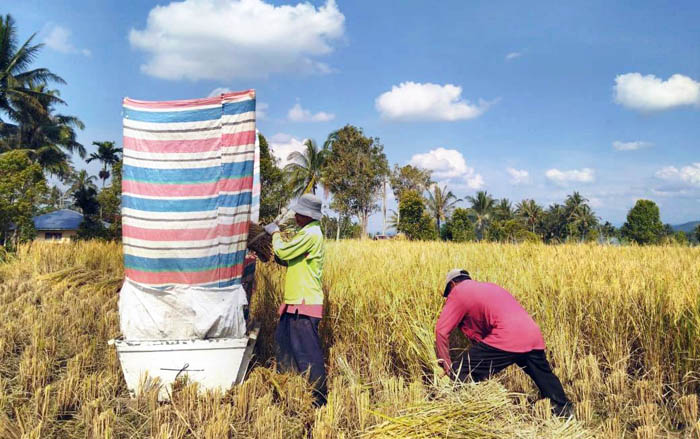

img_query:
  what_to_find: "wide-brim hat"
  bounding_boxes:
[292,194,323,220]
[443,268,470,297]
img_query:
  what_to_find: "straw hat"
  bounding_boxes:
[292,194,323,220]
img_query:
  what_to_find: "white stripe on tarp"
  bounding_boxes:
[123,118,221,132]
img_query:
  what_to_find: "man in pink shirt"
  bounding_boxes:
[435,269,572,417]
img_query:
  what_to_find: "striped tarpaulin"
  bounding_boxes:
[122,90,258,288]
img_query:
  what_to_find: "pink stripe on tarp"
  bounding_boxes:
[123,176,253,198]
[124,90,255,110]
[222,131,256,147]
[123,221,249,241]
[125,264,244,285]
[124,136,220,153]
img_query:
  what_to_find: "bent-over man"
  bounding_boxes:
[264,194,326,406]
[435,269,572,417]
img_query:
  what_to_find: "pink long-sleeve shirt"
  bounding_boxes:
[435,280,545,372]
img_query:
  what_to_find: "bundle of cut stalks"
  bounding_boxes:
[247,222,273,262]
[362,380,590,439]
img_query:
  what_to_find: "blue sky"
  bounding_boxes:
[9,0,700,230]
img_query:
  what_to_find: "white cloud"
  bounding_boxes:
[256,102,269,119]
[409,147,484,189]
[506,167,530,184]
[612,140,653,151]
[655,163,700,187]
[42,24,90,56]
[287,103,335,122]
[375,82,491,122]
[545,168,595,186]
[129,0,345,80]
[505,51,522,61]
[269,133,307,167]
[207,87,231,97]
[614,73,700,111]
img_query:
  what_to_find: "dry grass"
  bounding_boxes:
[0,240,698,438]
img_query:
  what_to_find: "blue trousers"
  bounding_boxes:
[275,312,327,405]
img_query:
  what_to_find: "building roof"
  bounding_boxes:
[33,209,84,231]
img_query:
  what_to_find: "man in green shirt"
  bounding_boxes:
[264,194,326,406]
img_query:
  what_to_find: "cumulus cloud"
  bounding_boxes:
[505,51,522,61]
[612,140,653,151]
[129,0,345,80]
[655,163,700,187]
[506,167,530,184]
[545,168,595,186]
[42,24,90,56]
[409,147,484,189]
[287,103,335,122]
[614,73,700,111]
[269,133,307,167]
[375,82,491,122]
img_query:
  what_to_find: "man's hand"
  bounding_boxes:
[264,223,280,235]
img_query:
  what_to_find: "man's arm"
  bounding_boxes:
[435,296,465,375]
[272,230,314,261]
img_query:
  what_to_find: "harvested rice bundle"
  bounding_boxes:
[247,222,272,262]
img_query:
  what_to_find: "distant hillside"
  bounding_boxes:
[672,221,700,234]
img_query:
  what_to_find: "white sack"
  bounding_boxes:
[119,279,247,340]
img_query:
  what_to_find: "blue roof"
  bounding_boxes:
[33,209,84,231]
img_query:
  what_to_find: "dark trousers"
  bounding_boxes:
[275,312,327,406]
[453,342,571,414]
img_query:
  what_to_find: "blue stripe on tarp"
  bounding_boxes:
[124,249,247,272]
[123,160,253,184]
[122,191,252,212]
[124,106,222,123]
[124,99,255,123]
[222,99,256,115]
[200,278,242,288]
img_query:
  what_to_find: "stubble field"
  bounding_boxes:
[0,240,698,438]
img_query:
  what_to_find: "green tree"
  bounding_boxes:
[97,160,122,239]
[323,125,389,236]
[621,199,664,244]
[515,199,543,234]
[389,164,433,201]
[494,198,515,221]
[397,190,436,240]
[695,224,700,243]
[0,14,65,124]
[386,209,399,232]
[284,138,327,197]
[541,203,568,243]
[258,133,291,224]
[86,141,122,187]
[425,184,460,234]
[1,84,84,178]
[0,151,47,246]
[320,214,361,239]
[465,190,495,240]
[442,207,475,242]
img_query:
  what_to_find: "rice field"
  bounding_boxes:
[0,240,698,438]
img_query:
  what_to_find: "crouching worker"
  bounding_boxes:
[435,269,573,417]
[263,194,327,406]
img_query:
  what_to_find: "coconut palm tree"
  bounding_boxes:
[426,184,461,233]
[387,209,399,232]
[465,190,495,240]
[569,203,598,241]
[86,141,122,187]
[1,84,84,178]
[516,199,543,233]
[68,169,97,194]
[0,14,65,123]
[284,139,327,197]
[494,198,514,221]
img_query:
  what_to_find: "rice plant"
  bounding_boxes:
[0,240,698,438]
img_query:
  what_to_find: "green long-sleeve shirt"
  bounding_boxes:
[272,221,325,306]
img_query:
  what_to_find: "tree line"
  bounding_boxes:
[1,14,698,248]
